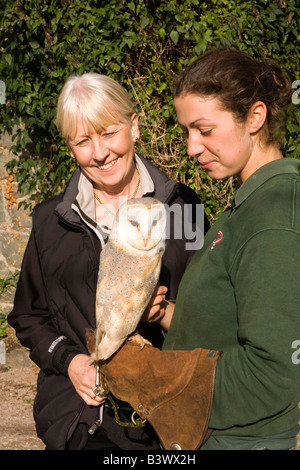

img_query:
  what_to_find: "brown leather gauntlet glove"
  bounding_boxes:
[101,341,221,450]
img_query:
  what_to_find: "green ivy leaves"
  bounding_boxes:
[0,0,299,221]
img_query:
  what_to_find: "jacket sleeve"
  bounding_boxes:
[8,226,82,376]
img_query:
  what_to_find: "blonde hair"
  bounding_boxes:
[56,73,135,143]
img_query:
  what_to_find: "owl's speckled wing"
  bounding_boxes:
[93,242,163,362]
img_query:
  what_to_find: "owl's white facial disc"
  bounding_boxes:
[110,199,166,252]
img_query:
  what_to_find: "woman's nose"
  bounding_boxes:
[187,133,205,158]
[92,136,110,161]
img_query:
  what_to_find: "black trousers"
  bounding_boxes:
[82,401,160,451]
[83,426,122,450]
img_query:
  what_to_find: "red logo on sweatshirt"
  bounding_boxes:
[211,231,223,249]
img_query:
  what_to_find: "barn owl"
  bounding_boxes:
[87,197,167,364]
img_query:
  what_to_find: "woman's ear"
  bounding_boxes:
[131,113,140,141]
[247,101,267,134]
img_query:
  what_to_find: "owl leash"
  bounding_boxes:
[92,364,109,398]
[88,364,146,435]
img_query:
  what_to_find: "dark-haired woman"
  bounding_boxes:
[99,48,300,450]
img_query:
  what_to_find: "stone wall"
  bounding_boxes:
[0,133,31,313]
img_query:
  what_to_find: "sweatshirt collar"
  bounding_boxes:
[232,158,300,209]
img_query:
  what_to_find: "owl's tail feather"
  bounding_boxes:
[85,328,97,360]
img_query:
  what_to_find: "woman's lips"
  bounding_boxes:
[199,160,214,169]
[98,158,119,171]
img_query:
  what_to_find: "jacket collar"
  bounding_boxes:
[138,154,179,204]
[54,168,81,227]
[232,158,300,209]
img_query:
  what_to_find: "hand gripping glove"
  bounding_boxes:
[101,340,221,450]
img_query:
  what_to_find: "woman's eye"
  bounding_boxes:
[200,129,212,136]
[76,139,89,146]
[102,131,116,138]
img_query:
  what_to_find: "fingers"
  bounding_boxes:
[141,284,168,322]
[146,300,167,322]
[68,354,107,406]
[154,284,168,298]
[83,392,106,407]
[77,381,108,407]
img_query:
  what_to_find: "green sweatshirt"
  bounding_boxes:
[163,158,300,450]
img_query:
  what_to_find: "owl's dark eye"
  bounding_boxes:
[129,220,139,227]
[152,220,158,226]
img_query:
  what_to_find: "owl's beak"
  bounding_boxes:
[139,225,152,247]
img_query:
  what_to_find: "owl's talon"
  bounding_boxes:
[127,332,152,350]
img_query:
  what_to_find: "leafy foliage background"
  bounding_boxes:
[0,0,299,221]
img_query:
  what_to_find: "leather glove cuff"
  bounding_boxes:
[101,341,221,450]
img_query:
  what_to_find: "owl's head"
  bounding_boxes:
[110,198,167,252]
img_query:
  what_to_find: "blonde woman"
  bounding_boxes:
[9,73,208,450]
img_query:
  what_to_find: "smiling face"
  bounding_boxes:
[69,111,140,193]
[174,94,257,184]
